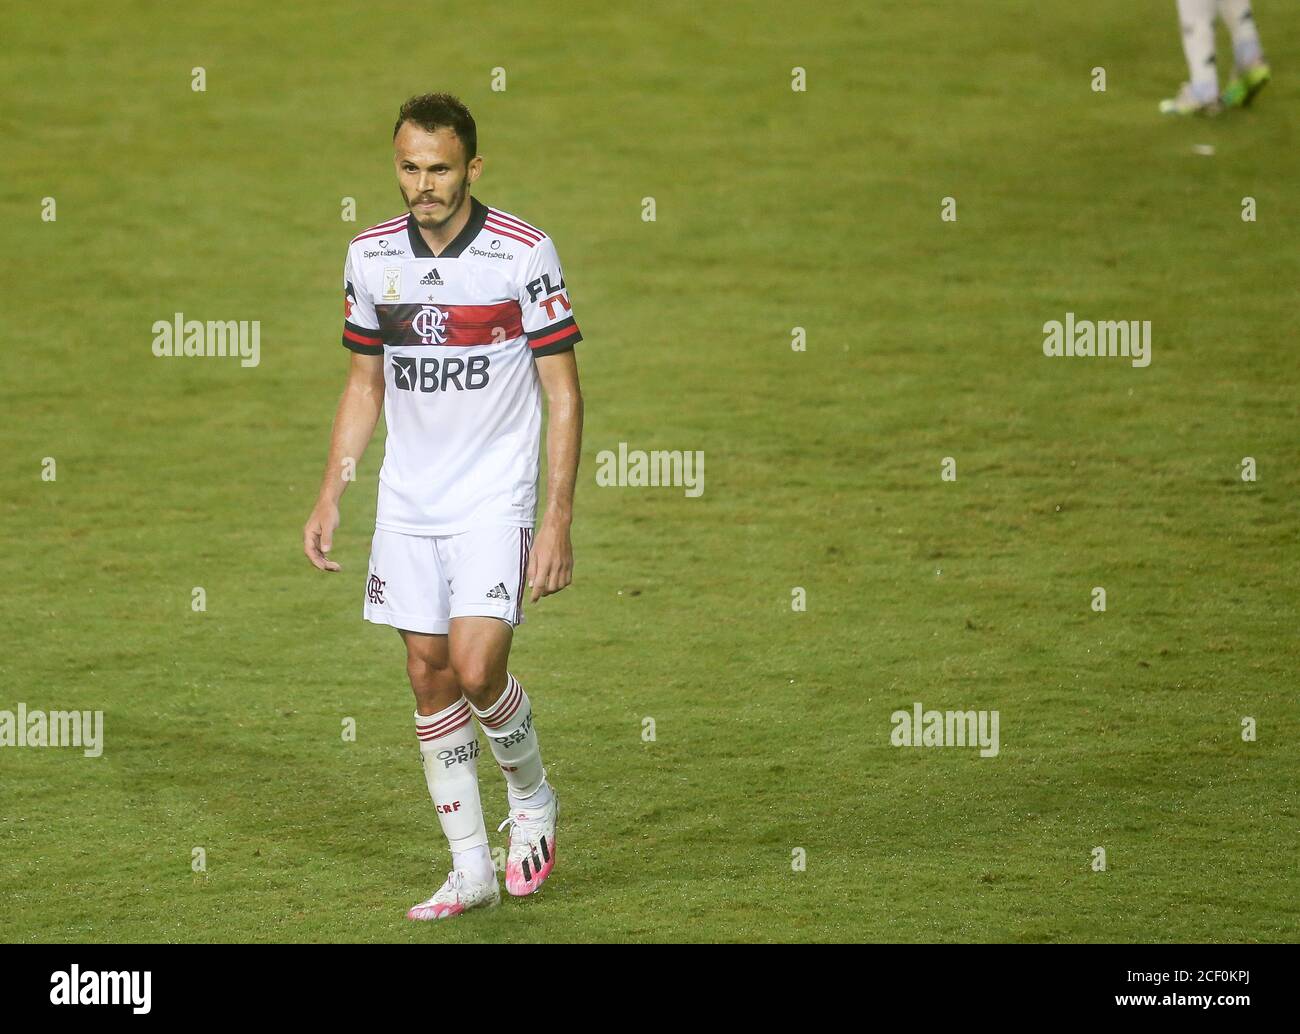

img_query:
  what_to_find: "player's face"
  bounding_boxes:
[394,123,481,230]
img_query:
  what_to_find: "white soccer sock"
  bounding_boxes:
[1216,0,1263,71]
[472,673,553,808]
[415,699,493,881]
[1176,0,1220,102]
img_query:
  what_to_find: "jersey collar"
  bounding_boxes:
[406,196,488,259]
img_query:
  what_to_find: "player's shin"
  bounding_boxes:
[1216,0,1264,71]
[471,673,552,807]
[1176,0,1220,102]
[415,700,493,881]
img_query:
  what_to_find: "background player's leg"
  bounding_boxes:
[1175,0,1221,104]
[1217,0,1269,107]
[401,629,493,883]
[1217,0,1263,69]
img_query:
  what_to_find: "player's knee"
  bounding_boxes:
[454,663,502,707]
[406,653,450,692]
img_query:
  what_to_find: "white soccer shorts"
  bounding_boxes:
[363,525,534,634]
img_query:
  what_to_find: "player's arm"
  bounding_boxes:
[528,348,583,602]
[303,352,385,572]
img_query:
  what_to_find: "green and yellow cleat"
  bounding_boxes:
[1222,63,1271,108]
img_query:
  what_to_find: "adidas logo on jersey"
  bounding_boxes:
[486,582,511,601]
[419,268,444,286]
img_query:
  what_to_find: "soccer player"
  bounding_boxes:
[303,93,584,920]
[1160,0,1271,115]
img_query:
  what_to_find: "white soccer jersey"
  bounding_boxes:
[341,198,582,535]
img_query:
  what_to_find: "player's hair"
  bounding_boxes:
[393,93,477,160]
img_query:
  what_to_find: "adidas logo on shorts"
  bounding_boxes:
[485,582,511,601]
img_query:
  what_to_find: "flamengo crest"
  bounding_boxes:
[413,305,448,344]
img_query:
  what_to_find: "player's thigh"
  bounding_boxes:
[439,524,529,698]
[447,616,513,702]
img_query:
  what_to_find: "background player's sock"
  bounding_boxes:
[471,673,554,808]
[1177,0,1220,103]
[1216,0,1263,70]
[415,700,493,883]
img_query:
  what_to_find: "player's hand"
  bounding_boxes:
[527,518,572,602]
[304,500,342,572]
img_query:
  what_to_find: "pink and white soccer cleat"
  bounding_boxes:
[497,795,558,896]
[406,869,500,921]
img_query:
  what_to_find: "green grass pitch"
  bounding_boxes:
[1,0,1296,942]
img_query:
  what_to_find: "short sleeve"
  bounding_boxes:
[342,248,383,355]
[517,236,582,358]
